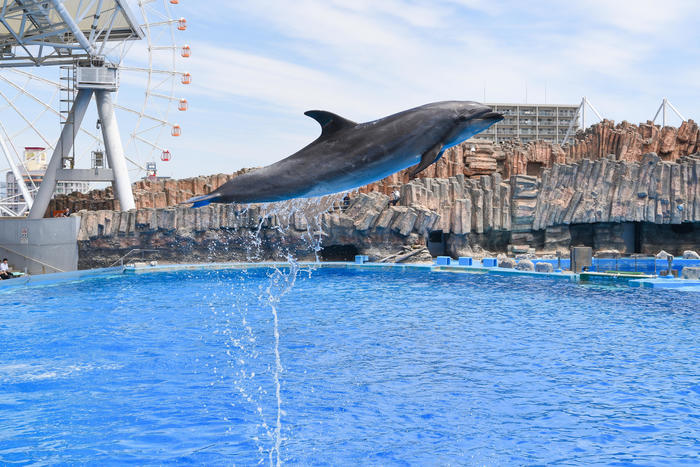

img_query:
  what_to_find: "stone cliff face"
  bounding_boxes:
[361,119,700,194]
[75,153,700,267]
[52,118,700,266]
[76,196,437,268]
[52,120,699,215]
[48,168,255,214]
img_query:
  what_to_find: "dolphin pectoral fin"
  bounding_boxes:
[184,193,219,208]
[304,110,357,139]
[408,143,444,177]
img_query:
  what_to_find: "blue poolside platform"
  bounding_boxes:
[628,277,700,290]
[431,258,576,282]
[530,257,700,275]
[0,267,123,291]
[2,259,699,293]
[431,257,700,291]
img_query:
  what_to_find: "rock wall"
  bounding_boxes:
[48,169,254,215]
[361,119,700,195]
[51,120,700,216]
[75,194,438,268]
[75,152,700,267]
[532,154,700,230]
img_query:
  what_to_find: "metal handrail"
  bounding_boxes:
[0,243,65,273]
[109,249,159,268]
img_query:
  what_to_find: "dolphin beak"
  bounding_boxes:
[482,111,504,122]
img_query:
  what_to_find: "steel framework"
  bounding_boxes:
[652,98,686,127]
[0,0,188,218]
[561,97,604,146]
[0,0,142,67]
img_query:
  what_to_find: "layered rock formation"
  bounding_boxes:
[531,154,700,230]
[48,169,254,214]
[361,119,700,194]
[51,120,700,216]
[53,117,700,267]
[75,195,439,268]
[76,152,700,267]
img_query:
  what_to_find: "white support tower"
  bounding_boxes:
[561,97,604,146]
[7,1,143,218]
[652,98,686,127]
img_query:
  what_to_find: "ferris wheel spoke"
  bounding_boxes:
[148,91,179,101]
[114,103,172,126]
[142,19,179,28]
[0,120,39,191]
[7,69,62,89]
[0,72,103,145]
[133,133,166,152]
[0,87,55,150]
[133,122,167,135]
[120,65,185,76]
[123,154,147,171]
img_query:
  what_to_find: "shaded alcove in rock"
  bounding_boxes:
[319,244,359,262]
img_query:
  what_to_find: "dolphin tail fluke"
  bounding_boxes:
[184,193,219,208]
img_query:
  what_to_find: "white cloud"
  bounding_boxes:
[67,0,700,179]
[571,0,696,34]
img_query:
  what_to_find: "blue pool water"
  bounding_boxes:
[1,267,699,465]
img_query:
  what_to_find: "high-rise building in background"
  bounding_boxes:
[477,103,580,144]
[4,147,90,215]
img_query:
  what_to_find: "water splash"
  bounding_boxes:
[208,193,346,464]
[264,258,300,466]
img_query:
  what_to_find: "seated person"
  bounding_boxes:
[390,189,401,206]
[0,258,10,279]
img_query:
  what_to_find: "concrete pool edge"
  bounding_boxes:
[2,260,699,292]
[0,266,124,291]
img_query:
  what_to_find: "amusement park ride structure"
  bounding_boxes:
[0,0,189,217]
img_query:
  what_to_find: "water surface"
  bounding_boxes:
[1,268,698,464]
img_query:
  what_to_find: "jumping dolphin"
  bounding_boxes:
[187,101,503,207]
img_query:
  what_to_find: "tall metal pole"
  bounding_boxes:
[95,90,136,211]
[29,88,93,219]
[0,132,33,210]
[662,98,667,127]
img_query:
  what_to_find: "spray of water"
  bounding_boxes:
[209,193,347,464]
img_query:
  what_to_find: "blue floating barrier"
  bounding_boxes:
[436,256,451,266]
[458,257,473,266]
[482,258,498,268]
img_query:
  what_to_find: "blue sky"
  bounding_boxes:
[3,1,699,181]
[172,0,699,179]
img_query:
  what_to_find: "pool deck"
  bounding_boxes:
[0,266,123,291]
[1,259,699,292]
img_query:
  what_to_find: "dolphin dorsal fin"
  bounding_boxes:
[304,110,356,138]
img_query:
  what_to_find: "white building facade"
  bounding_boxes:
[4,147,90,215]
[477,103,580,144]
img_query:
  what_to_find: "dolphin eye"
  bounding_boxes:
[457,115,469,122]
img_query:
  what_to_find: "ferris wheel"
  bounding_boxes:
[0,0,190,217]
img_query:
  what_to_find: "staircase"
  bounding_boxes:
[59,64,76,169]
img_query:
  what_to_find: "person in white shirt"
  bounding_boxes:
[0,258,10,279]
[390,189,401,206]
